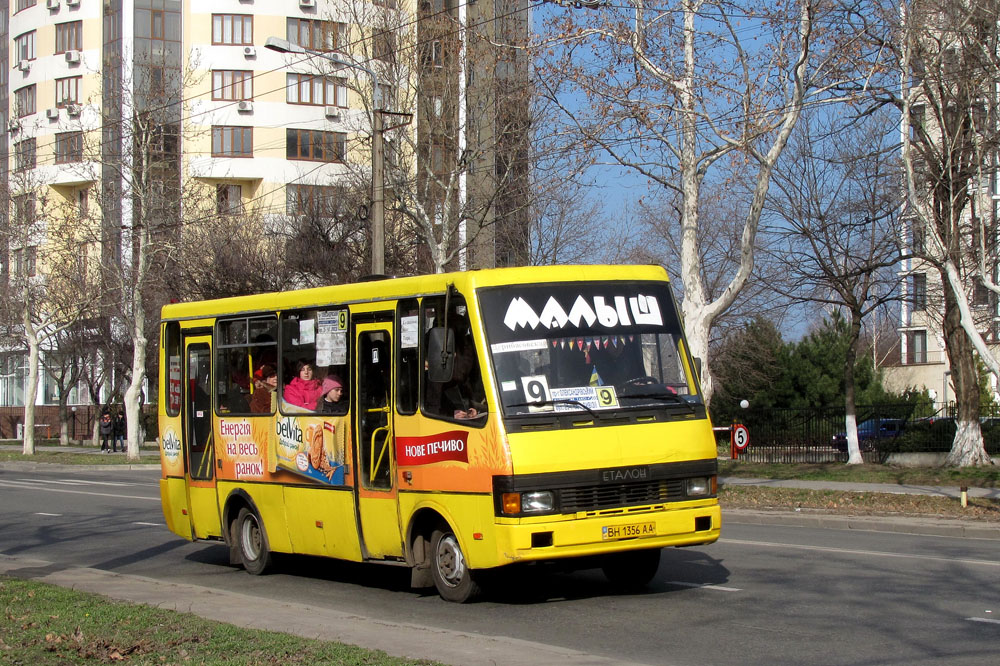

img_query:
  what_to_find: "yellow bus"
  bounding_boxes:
[158,265,720,602]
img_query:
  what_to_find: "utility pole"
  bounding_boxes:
[372,109,384,275]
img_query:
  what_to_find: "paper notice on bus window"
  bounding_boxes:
[491,340,548,354]
[299,319,315,345]
[401,315,419,348]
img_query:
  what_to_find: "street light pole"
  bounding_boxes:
[265,37,384,275]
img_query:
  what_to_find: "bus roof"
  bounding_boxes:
[160,264,670,321]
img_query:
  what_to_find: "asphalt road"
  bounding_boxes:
[1,467,998,665]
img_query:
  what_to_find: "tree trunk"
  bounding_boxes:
[58,397,70,446]
[22,315,39,456]
[941,275,992,466]
[844,314,864,465]
[124,304,146,462]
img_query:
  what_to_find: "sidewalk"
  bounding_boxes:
[720,476,1000,539]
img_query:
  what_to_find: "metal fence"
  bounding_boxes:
[726,403,1000,463]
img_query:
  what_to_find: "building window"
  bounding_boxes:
[216,184,243,215]
[910,221,925,255]
[15,0,37,13]
[55,76,81,106]
[211,126,253,157]
[14,31,35,61]
[374,29,396,63]
[14,138,36,172]
[55,21,82,54]
[12,246,37,278]
[77,188,89,217]
[286,129,346,162]
[212,14,253,45]
[55,132,83,164]
[286,18,346,52]
[286,184,345,218]
[13,194,36,227]
[973,279,991,307]
[910,272,926,310]
[14,85,36,117]
[905,330,927,365]
[286,74,347,107]
[212,70,253,101]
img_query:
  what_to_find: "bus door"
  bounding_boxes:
[353,321,405,559]
[183,336,222,540]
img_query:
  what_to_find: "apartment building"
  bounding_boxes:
[1,0,531,412]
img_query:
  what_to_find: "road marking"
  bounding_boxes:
[0,479,160,502]
[721,538,1000,568]
[17,478,155,488]
[665,580,741,592]
[35,512,61,517]
[966,617,1000,625]
[132,522,163,527]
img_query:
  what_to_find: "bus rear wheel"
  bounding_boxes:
[602,548,661,590]
[430,528,481,603]
[236,507,272,575]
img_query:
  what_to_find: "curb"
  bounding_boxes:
[723,508,1000,540]
[0,555,637,666]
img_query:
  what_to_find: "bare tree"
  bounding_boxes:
[845,0,1000,465]
[0,181,94,454]
[765,111,903,464]
[318,0,535,273]
[534,0,848,406]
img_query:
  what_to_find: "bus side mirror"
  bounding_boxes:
[693,357,702,381]
[427,327,455,383]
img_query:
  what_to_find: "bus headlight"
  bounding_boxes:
[686,477,714,497]
[522,491,555,513]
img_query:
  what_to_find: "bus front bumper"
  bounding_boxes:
[489,502,721,565]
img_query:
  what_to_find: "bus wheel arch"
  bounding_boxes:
[224,490,272,575]
[406,508,481,602]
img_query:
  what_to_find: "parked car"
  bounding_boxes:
[831,418,905,452]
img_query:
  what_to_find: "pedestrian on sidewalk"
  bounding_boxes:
[113,408,126,453]
[99,411,113,453]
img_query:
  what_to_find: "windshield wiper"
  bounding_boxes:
[619,391,698,413]
[507,399,600,418]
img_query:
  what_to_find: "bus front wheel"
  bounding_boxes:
[236,507,272,575]
[430,528,481,602]
[602,548,661,590]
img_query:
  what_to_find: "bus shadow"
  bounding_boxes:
[484,549,732,604]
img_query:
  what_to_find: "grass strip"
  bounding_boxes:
[721,485,1000,521]
[0,576,438,666]
[720,461,1000,487]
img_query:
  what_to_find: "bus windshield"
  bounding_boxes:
[477,281,702,418]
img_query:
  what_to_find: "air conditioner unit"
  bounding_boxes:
[243,46,256,57]
[17,60,30,73]
[8,121,20,133]
[237,100,254,113]
[66,104,81,117]
[65,50,81,64]
[46,0,59,10]
[66,0,79,6]
[324,106,341,120]
[299,0,316,7]
[46,108,60,120]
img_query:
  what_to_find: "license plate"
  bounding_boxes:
[602,521,656,540]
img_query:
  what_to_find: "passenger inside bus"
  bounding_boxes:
[426,323,486,420]
[249,364,277,413]
[318,375,347,415]
[283,360,323,411]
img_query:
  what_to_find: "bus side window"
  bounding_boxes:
[397,299,419,415]
[216,316,277,416]
[280,308,349,413]
[163,322,181,417]
[421,295,486,422]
